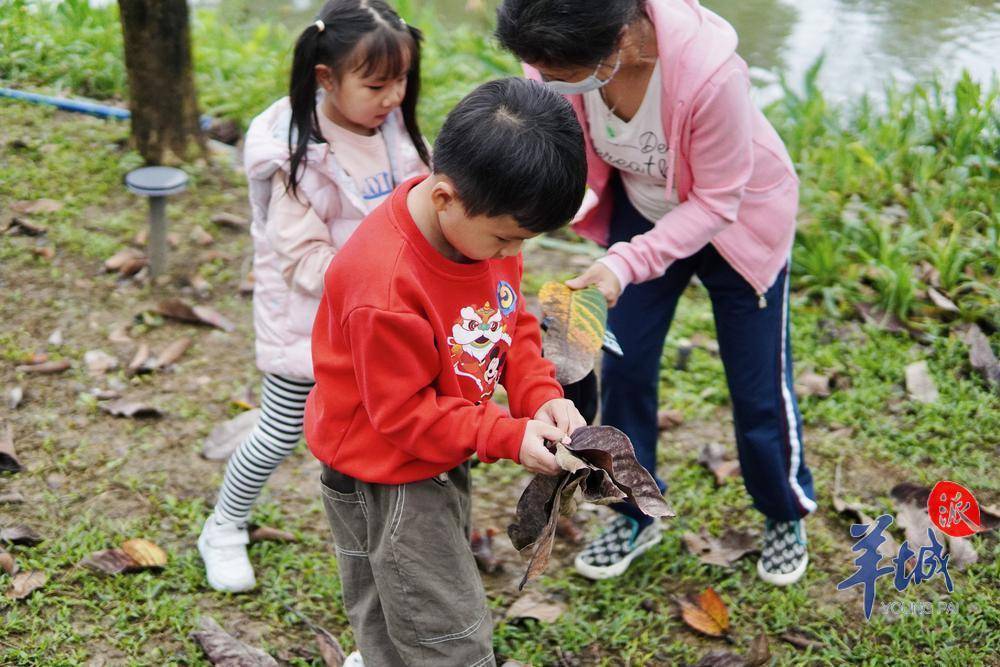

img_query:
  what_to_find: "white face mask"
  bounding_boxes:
[544,49,622,95]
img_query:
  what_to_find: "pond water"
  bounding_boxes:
[97,0,1000,100]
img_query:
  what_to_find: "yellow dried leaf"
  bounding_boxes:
[121,538,167,568]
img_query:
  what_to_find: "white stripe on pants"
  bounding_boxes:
[214,373,315,524]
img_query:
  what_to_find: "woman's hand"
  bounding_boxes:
[566,262,623,306]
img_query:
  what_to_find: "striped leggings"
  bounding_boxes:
[214,373,315,524]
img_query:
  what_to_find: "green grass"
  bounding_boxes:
[1,2,999,664]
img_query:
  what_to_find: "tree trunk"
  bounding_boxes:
[118,0,203,164]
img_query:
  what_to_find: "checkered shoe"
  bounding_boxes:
[573,515,662,580]
[757,518,808,586]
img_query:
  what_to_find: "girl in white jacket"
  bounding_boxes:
[198,0,428,594]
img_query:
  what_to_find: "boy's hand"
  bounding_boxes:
[566,261,622,307]
[519,421,568,476]
[534,398,587,437]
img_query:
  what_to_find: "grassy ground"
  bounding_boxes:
[2,1,999,665]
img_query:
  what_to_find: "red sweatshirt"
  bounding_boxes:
[304,176,563,484]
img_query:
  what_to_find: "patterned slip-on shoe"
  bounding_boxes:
[757,518,808,586]
[573,514,662,580]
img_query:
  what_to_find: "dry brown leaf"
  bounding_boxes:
[964,324,1000,392]
[905,361,939,403]
[505,591,566,624]
[692,651,744,667]
[104,247,145,272]
[84,349,120,375]
[211,212,250,230]
[108,323,133,344]
[151,337,192,369]
[249,526,297,543]
[315,628,347,667]
[697,442,741,486]
[15,359,70,374]
[6,570,46,600]
[190,226,214,246]
[5,216,47,236]
[675,591,728,637]
[0,548,17,576]
[657,408,684,430]
[795,371,832,397]
[927,287,959,313]
[746,633,771,666]
[127,343,151,375]
[80,548,139,575]
[121,538,167,568]
[682,529,758,568]
[202,409,260,460]
[155,298,235,332]
[100,399,163,419]
[697,588,729,632]
[119,257,148,278]
[11,199,62,214]
[780,630,823,650]
[0,525,42,546]
[31,246,55,260]
[0,423,21,474]
[190,616,278,666]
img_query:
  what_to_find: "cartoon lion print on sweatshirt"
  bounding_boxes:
[448,299,512,399]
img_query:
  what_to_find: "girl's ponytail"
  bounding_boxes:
[287,23,325,200]
[400,24,431,167]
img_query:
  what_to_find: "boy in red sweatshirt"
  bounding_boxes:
[304,77,588,666]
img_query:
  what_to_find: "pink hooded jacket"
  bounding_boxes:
[243,96,427,379]
[526,0,799,299]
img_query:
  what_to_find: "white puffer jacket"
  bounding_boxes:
[243,96,427,379]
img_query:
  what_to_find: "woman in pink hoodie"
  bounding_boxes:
[496,0,816,585]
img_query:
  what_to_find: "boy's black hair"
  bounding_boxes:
[287,0,429,199]
[495,0,642,68]
[432,77,586,233]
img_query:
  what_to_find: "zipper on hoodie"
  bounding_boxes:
[757,292,767,309]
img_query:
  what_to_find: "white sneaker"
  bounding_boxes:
[197,513,256,592]
[343,652,365,667]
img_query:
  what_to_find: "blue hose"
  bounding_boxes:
[0,87,214,129]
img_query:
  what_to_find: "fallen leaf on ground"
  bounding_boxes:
[190,226,215,246]
[795,372,832,397]
[681,528,758,568]
[505,591,566,624]
[780,630,823,650]
[121,538,167,568]
[150,337,192,370]
[745,633,771,666]
[10,199,62,214]
[927,287,959,313]
[190,616,278,666]
[127,343,151,376]
[189,273,212,296]
[47,329,63,346]
[4,217,47,236]
[249,526,297,543]
[108,323,133,344]
[471,528,502,574]
[675,587,730,638]
[80,548,139,575]
[0,491,25,504]
[697,442,741,486]
[7,387,24,410]
[891,482,978,569]
[202,409,260,460]
[6,570,46,600]
[692,651,744,667]
[964,324,1000,392]
[156,298,235,332]
[84,349,120,375]
[0,424,22,473]
[0,548,16,575]
[105,247,146,273]
[15,359,70,374]
[0,525,42,546]
[211,212,250,230]
[905,361,939,403]
[100,399,163,419]
[229,384,257,410]
[657,408,684,430]
[539,282,608,385]
[315,628,346,667]
[119,256,148,278]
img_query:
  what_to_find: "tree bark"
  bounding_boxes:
[118,0,203,164]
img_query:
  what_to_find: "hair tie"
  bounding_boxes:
[313,19,325,32]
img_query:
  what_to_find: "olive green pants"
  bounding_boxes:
[321,462,495,667]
